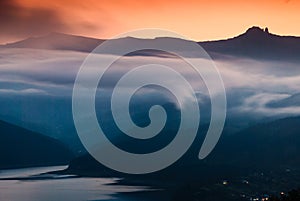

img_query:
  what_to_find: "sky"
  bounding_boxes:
[0,0,300,43]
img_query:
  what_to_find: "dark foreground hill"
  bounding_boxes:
[0,120,74,169]
[62,116,300,181]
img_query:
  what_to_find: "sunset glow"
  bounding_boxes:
[1,0,300,43]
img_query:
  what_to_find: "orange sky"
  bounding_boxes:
[1,0,300,43]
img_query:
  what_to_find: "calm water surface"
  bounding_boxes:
[0,166,152,201]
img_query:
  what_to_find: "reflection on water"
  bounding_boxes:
[0,166,150,201]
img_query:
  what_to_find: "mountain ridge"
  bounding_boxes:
[2,32,105,52]
[1,26,300,61]
[60,116,300,179]
[199,26,300,61]
[0,120,74,169]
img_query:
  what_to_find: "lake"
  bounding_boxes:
[0,166,159,201]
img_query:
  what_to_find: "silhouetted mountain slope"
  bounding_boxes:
[210,116,300,169]
[3,32,104,52]
[199,26,300,61]
[63,116,300,179]
[1,27,300,60]
[0,120,74,169]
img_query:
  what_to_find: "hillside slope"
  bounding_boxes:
[0,120,74,169]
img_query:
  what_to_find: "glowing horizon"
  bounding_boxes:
[1,0,300,43]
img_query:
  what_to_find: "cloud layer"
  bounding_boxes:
[0,47,300,145]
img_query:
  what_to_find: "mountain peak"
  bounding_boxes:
[245,26,270,35]
[243,26,270,37]
[232,26,272,42]
[246,26,264,32]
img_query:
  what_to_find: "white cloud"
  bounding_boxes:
[1,47,300,123]
[234,92,300,116]
[0,88,48,95]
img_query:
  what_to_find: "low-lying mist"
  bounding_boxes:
[1,47,299,151]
